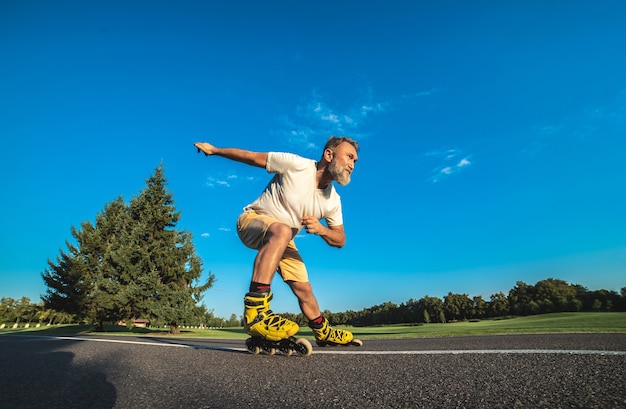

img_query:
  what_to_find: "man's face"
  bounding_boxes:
[329,142,358,186]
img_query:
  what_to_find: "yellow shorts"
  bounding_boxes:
[236,211,309,283]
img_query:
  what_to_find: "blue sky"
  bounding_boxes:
[1,1,625,318]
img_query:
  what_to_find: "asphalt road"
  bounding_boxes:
[1,333,624,408]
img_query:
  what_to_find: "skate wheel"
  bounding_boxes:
[350,338,363,347]
[294,338,313,356]
[245,338,261,355]
[278,343,294,356]
[264,347,276,355]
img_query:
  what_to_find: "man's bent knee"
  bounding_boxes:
[265,222,295,245]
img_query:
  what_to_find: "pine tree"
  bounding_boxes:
[123,164,214,333]
[42,164,214,333]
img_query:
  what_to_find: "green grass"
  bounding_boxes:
[2,312,625,339]
[346,312,626,339]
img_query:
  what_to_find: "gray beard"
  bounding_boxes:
[329,158,351,186]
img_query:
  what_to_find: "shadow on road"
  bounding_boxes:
[0,335,117,408]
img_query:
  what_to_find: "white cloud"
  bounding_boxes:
[204,173,257,188]
[200,229,231,238]
[427,148,473,183]
[275,85,438,152]
[205,176,231,188]
[276,88,387,151]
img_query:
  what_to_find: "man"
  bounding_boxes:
[194,136,359,345]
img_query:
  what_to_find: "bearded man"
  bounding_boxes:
[194,136,360,346]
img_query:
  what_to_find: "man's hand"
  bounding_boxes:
[302,216,325,236]
[302,216,346,248]
[194,142,268,168]
[195,142,217,156]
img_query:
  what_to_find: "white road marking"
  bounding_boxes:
[6,334,626,356]
[313,349,626,356]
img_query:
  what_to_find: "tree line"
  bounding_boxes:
[0,297,74,327]
[0,296,239,329]
[281,278,626,327]
[3,278,624,329]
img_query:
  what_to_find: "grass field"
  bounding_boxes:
[2,312,625,339]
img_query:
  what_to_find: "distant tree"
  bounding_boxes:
[8,297,35,325]
[585,289,619,312]
[443,293,461,321]
[591,299,603,311]
[398,298,421,323]
[331,310,352,326]
[420,296,446,323]
[619,287,626,311]
[349,308,368,327]
[488,292,509,317]
[35,304,55,325]
[227,314,240,327]
[508,281,535,316]
[443,292,473,321]
[534,278,580,313]
[472,295,487,319]
[371,302,399,325]
[0,298,17,323]
[342,310,359,326]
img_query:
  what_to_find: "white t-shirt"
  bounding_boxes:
[244,152,343,231]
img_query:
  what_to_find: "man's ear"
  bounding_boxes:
[323,148,334,162]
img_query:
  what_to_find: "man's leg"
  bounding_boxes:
[238,213,299,340]
[251,222,294,284]
[287,280,355,345]
[287,281,321,320]
[281,248,355,346]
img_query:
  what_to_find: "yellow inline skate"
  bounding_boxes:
[310,316,363,347]
[243,291,312,356]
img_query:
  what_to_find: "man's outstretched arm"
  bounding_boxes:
[194,142,268,168]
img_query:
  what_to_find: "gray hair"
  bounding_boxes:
[323,135,360,153]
